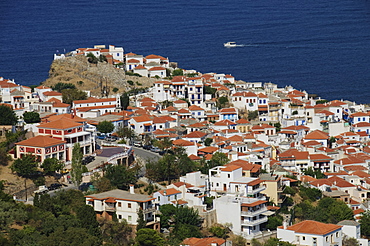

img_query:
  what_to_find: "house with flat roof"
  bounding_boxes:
[85,187,159,230]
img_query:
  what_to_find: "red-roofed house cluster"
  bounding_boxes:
[4,45,370,243]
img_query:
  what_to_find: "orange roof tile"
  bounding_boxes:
[38,118,83,129]
[16,135,65,147]
[158,188,181,196]
[281,220,342,235]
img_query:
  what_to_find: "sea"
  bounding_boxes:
[1,0,370,104]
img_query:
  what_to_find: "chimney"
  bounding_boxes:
[163,189,167,196]
[129,184,135,194]
[283,221,287,229]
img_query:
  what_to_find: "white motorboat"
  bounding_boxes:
[224,42,237,47]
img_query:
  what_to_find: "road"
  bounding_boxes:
[132,146,161,177]
[132,146,161,162]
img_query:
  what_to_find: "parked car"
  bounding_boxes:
[159,150,166,155]
[48,183,62,191]
[133,141,142,147]
[97,134,106,140]
[150,146,161,153]
[143,145,152,150]
[82,155,95,165]
[34,185,48,194]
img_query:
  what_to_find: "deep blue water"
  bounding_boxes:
[1,0,370,103]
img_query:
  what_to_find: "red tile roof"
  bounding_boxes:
[16,135,65,147]
[280,220,342,235]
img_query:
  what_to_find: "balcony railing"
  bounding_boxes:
[241,207,267,217]
[246,186,265,194]
[241,216,268,226]
[104,205,116,211]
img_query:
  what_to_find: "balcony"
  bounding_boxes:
[104,205,116,212]
[143,206,157,214]
[246,186,265,195]
[241,216,268,226]
[241,207,267,217]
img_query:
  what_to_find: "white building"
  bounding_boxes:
[277,220,342,246]
[210,165,268,238]
[85,187,159,229]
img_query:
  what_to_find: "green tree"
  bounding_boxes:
[316,197,353,224]
[316,99,329,105]
[159,204,177,229]
[99,54,107,62]
[154,138,172,152]
[0,200,27,231]
[135,228,164,246]
[99,218,133,245]
[343,236,360,246]
[23,111,41,124]
[0,147,12,166]
[204,138,213,146]
[200,152,229,174]
[264,237,295,246]
[41,158,64,175]
[299,185,322,201]
[112,87,119,93]
[247,110,259,121]
[232,235,247,246]
[361,211,370,238]
[121,92,130,110]
[116,126,136,145]
[303,167,326,179]
[266,215,283,230]
[273,122,281,132]
[75,205,100,237]
[136,209,146,231]
[62,88,87,105]
[70,143,85,186]
[217,96,229,109]
[172,69,183,77]
[159,100,173,108]
[51,82,76,92]
[0,130,27,151]
[97,120,114,134]
[146,148,196,183]
[87,53,98,64]
[104,164,138,190]
[0,105,17,125]
[203,85,217,97]
[10,153,38,177]
[209,224,229,239]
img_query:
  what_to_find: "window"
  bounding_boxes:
[302,236,305,240]
[128,203,131,208]
[118,214,122,219]
[228,174,230,178]
[128,215,132,221]
[118,202,121,207]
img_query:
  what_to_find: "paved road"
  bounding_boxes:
[132,147,161,178]
[132,147,160,162]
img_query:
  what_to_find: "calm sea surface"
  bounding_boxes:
[1,0,370,103]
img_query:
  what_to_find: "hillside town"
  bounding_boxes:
[1,44,370,245]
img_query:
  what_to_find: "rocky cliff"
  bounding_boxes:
[41,56,155,97]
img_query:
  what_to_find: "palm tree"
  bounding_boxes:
[116,126,136,145]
